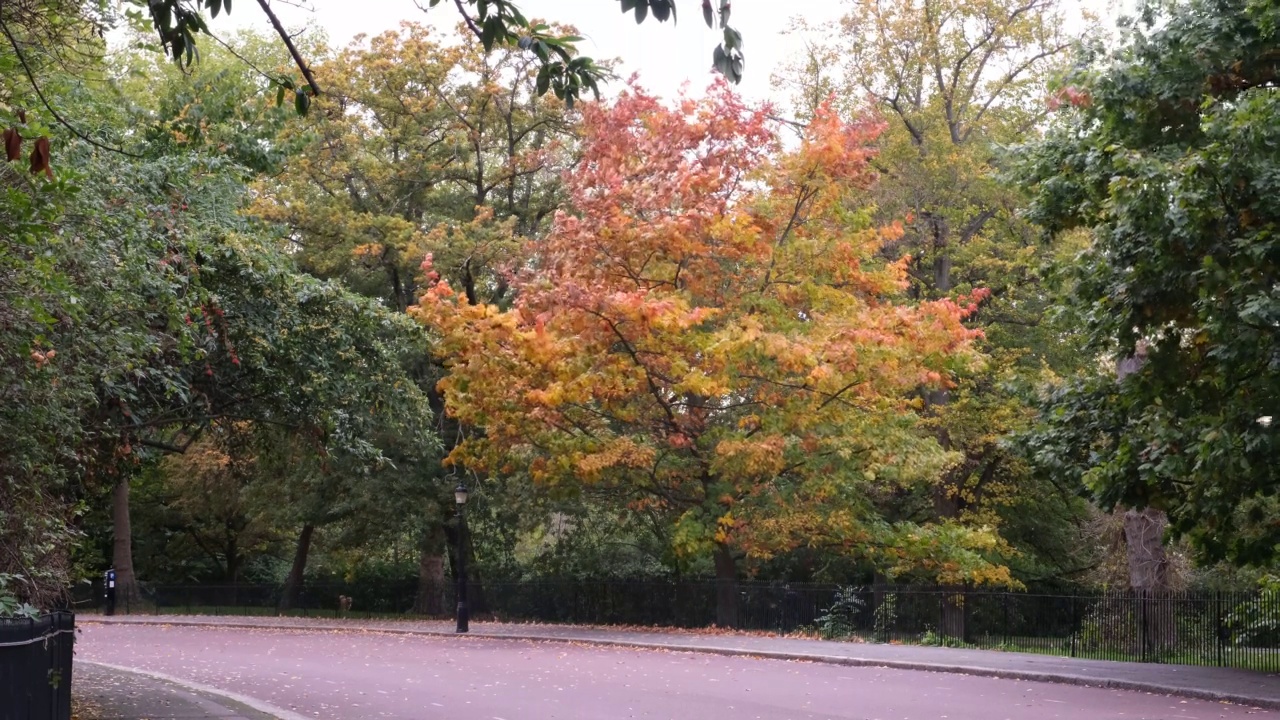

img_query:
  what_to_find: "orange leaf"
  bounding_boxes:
[3,128,20,162]
[29,136,51,178]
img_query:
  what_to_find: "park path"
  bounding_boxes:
[76,616,1279,718]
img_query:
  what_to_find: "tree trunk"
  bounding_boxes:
[444,519,489,616]
[1123,508,1170,590]
[111,478,141,611]
[713,543,739,628]
[413,523,447,615]
[225,534,240,584]
[1122,507,1175,652]
[462,522,488,617]
[938,586,967,642]
[871,571,895,640]
[278,524,315,612]
[225,529,241,606]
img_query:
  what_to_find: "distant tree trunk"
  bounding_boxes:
[932,481,968,641]
[413,522,447,615]
[462,519,488,617]
[871,571,895,640]
[1122,507,1175,652]
[226,540,240,583]
[926,238,967,641]
[444,518,488,617]
[225,529,241,606]
[938,586,967,642]
[871,570,888,612]
[111,478,141,611]
[713,542,739,628]
[278,524,315,612]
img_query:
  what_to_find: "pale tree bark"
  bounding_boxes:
[1122,507,1176,652]
[1123,508,1171,591]
[111,478,142,610]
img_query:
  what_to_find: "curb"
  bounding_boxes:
[79,659,311,720]
[81,618,1280,711]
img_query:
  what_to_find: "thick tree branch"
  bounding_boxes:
[452,0,483,38]
[254,0,321,97]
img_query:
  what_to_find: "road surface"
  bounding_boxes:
[75,624,1273,719]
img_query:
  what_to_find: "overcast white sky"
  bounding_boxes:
[201,0,1125,107]
[202,1,1068,106]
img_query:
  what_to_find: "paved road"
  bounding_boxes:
[75,624,1273,720]
[75,661,278,719]
[88,615,1280,706]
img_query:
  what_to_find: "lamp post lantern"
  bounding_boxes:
[454,482,469,633]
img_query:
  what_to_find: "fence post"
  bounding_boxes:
[1139,592,1148,663]
[937,586,945,641]
[1215,591,1224,668]
[1069,595,1077,658]
[1002,593,1010,647]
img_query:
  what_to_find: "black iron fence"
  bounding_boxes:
[0,613,74,720]
[76,580,1280,671]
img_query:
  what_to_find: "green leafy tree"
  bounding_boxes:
[1022,0,1280,569]
[0,9,437,606]
[249,21,579,607]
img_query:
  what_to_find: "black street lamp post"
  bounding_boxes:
[454,482,469,634]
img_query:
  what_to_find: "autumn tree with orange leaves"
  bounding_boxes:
[416,83,1012,626]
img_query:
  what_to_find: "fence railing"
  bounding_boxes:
[0,613,74,720]
[75,580,1280,671]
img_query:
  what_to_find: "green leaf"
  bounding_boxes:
[294,89,310,116]
[712,44,729,76]
[635,1,648,23]
[276,84,285,107]
[703,0,714,28]
[536,63,552,96]
[650,0,673,23]
[481,17,498,52]
[723,27,742,51]
[719,1,730,27]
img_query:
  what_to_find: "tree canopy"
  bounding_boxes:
[3,0,1278,619]
[416,83,1013,623]
[1022,0,1280,566]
